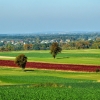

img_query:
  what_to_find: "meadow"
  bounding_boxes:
[0,49,100,99]
[0,49,100,65]
[0,67,100,100]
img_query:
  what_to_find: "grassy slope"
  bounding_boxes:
[0,49,100,65]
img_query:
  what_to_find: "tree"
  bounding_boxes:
[0,47,5,52]
[23,44,33,50]
[50,42,62,59]
[15,54,27,70]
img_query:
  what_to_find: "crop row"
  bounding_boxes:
[0,60,100,72]
[1,85,100,100]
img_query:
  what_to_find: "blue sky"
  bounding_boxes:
[0,0,100,33]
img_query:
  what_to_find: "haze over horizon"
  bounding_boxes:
[0,0,100,34]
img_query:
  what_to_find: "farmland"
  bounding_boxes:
[0,49,100,65]
[0,59,100,72]
[0,67,100,100]
[0,49,100,99]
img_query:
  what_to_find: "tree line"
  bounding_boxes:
[0,40,100,51]
[0,32,100,51]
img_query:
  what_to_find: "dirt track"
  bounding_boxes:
[0,56,15,59]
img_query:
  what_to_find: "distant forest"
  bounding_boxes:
[0,32,100,51]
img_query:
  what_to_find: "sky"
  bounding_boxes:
[0,0,100,34]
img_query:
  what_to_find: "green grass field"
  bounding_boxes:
[0,49,100,99]
[0,67,100,100]
[0,49,100,65]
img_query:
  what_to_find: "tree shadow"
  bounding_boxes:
[57,56,70,59]
[24,69,34,72]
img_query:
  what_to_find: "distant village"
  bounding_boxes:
[0,32,100,51]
